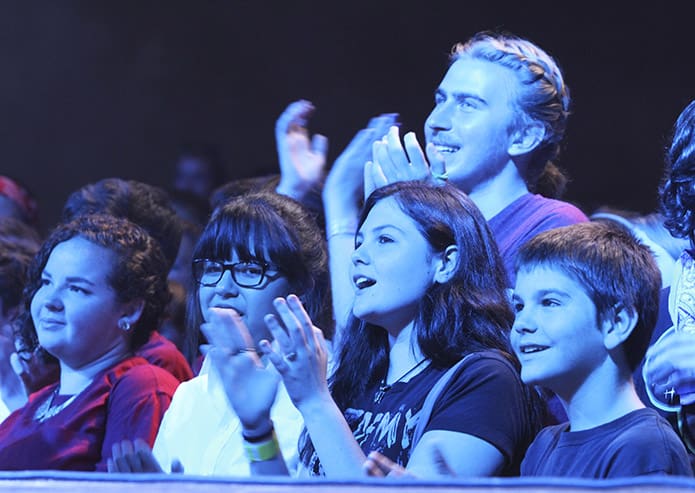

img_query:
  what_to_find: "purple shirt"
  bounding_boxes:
[488,193,588,285]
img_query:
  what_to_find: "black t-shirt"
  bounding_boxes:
[304,350,534,476]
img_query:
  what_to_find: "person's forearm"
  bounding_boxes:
[326,234,356,341]
[299,394,367,478]
[323,188,359,341]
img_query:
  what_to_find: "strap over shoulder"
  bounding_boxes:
[411,353,475,447]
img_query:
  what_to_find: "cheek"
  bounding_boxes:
[29,292,42,321]
[197,287,213,322]
[251,290,283,317]
[251,281,293,317]
[509,331,520,351]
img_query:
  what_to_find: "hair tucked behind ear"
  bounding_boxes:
[330,181,513,406]
[452,31,570,198]
[299,181,525,468]
[18,214,170,359]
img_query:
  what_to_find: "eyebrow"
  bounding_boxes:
[42,270,97,286]
[363,224,407,236]
[68,276,97,286]
[535,288,571,298]
[513,288,571,299]
[435,88,487,106]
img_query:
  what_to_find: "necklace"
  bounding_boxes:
[373,358,429,404]
[33,387,78,423]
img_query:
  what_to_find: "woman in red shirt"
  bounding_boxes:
[0,214,179,471]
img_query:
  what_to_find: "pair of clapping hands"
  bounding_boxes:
[275,100,448,208]
[108,295,329,474]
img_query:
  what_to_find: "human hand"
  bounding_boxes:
[10,347,60,395]
[107,439,177,473]
[275,100,328,200]
[644,328,695,408]
[261,295,330,411]
[322,113,398,225]
[362,451,412,478]
[366,126,448,199]
[200,308,279,433]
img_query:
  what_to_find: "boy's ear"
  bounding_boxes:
[602,303,638,350]
[508,120,546,157]
[433,245,458,284]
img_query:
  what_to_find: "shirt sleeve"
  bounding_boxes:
[98,364,178,471]
[426,352,529,464]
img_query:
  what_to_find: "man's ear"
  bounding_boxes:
[602,303,639,350]
[433,245,459,284]
[508,120,546,157]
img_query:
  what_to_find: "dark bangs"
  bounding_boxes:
[194,197,309,290]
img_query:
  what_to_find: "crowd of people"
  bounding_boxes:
[0,29,694,481]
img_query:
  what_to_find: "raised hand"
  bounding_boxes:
[322,113,398,225]
[323,114,398,337]
[10,348,60,396]
[644,328,695,409]
[366,126,448,199]
[200,308,279,434]
[275,100,328,200]
[261,295,331,411]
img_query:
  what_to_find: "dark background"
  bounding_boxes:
[2,1,693,235]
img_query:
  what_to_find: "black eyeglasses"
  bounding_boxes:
[192,259,279,288]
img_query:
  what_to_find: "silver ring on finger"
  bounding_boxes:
[228,347,256,356]
[284,351,298,362]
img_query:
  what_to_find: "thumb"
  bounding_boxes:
[426,142,448,184]
[364,161,387,201]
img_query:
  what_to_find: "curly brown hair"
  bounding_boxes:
[18,214,170,358]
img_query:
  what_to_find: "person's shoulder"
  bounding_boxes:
[524,195,589,223]
[491,193,588,232]
[136,331,194,382]
[157,374,210,426]
[167,373,208,410]
[442,351,524,397]
[611,408,682,445]
[460,350,519,377]
[602,409,692,476]
[588,408,685,460]
[108,356,180,394]
[530,422,568,446]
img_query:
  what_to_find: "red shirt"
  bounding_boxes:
[136,331,193,382]
[0,356,178,471]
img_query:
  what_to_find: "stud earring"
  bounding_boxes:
[119,320,131,332]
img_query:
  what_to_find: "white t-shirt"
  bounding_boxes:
[153,355,304,476]
[0,396,10,424]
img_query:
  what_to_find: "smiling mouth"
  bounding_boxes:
[520,344,550,354]
[354,276,376,290]
[432,144,460,154]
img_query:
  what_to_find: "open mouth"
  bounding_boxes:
[354,276,376,290]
